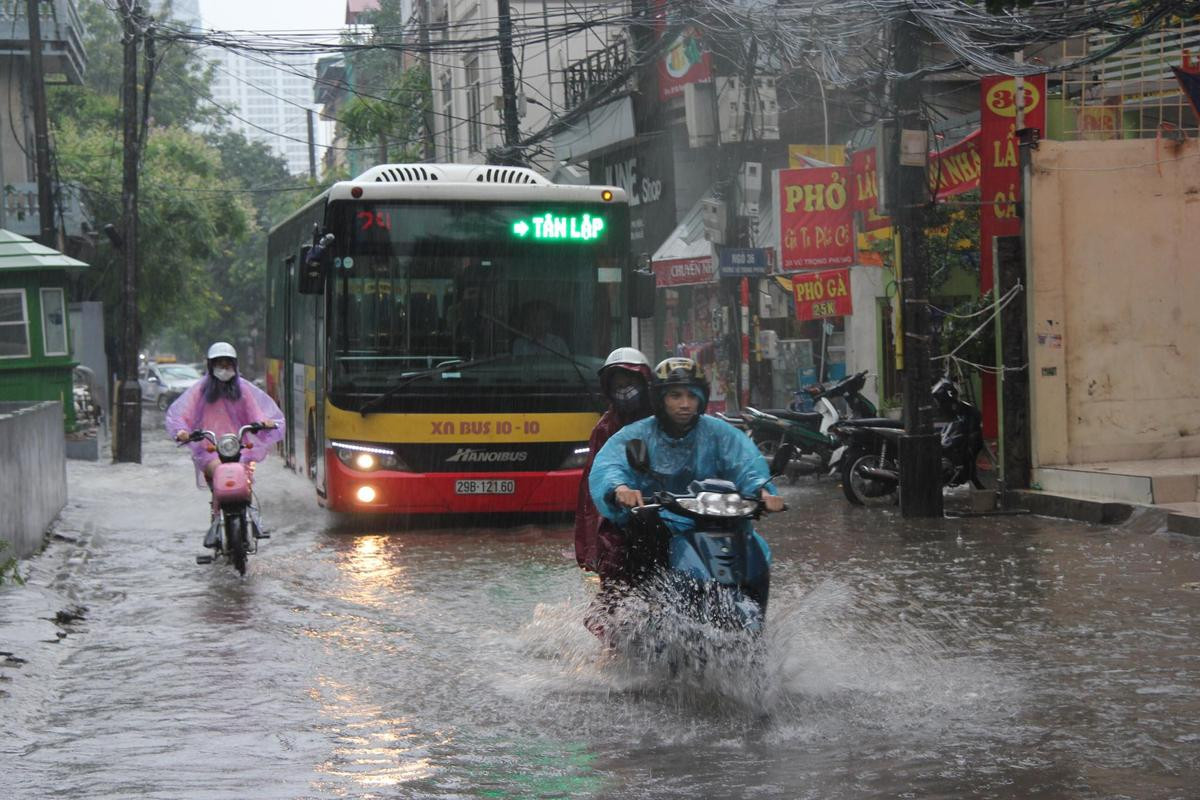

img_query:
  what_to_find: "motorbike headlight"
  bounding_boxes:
[558,444,590,470]
[216,434,241,459]
[682,492,756,517]
[332,440,404,471]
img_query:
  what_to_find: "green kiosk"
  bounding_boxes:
[0,230,89,429]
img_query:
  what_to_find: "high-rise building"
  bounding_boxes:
[147,0,201,30]
[207,48,321,176]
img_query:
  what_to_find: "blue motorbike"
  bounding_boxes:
[615,440,794,641]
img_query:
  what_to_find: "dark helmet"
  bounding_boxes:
[931,376,960,413]
[598,347,652,395]
[651,357,709,423]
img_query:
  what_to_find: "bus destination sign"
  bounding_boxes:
[511,213,606,242]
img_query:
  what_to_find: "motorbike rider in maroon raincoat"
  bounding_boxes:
[574,348,654,582]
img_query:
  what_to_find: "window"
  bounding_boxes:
[440,73,454,160]
[465,56,482,154]
[0,289,30,358]
[40,287,68,356]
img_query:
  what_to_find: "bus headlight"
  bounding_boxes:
[558,444,590,470]
[355,485,377,503]
[331,440,405,471]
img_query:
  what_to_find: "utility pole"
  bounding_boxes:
[25,0,56,247]
[306,108,317,179]
[419,0,437,161]
[893,14,942,517]
[495,0,521,162]
[114,0,143,464]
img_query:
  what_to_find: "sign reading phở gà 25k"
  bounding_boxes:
[778,167,855,271]
[792,268,853,321]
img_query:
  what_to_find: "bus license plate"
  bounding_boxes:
[455,479,515,495]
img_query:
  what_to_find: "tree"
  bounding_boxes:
[337,0,431,164]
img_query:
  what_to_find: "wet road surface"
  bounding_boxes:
[3,426,1199,799]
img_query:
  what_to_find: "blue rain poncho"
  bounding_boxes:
[588,415,777,552]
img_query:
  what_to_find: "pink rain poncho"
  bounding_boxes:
[165,376,286,488]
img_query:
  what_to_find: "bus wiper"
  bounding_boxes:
[479,313,605,413]
[358,354,513,416]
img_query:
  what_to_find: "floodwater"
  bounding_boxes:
[4,419,1200,799]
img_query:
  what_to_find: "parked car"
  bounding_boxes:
[139,362,202,410]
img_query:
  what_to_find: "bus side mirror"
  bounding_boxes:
[630,269,655,319]
[298,234,334,295]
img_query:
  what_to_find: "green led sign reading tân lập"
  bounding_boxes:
[511,213,606,242]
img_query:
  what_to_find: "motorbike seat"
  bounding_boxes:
[838,417,905,429]
[763,409,824,425]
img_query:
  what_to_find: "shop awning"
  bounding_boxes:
[650,188,716,287]
[0,229,89,271]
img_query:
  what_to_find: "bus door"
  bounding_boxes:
[313,282,327,492]
[281,254,296,469]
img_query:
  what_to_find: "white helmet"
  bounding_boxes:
[206,341,237,361]
[599,347,650,372]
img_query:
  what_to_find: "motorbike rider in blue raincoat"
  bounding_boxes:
[588,357,785,585]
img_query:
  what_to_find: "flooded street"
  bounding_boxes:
[4,423,1200,799]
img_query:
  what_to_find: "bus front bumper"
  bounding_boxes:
[325,453,582,514]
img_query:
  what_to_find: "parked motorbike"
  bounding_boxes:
[742,370,877,479]
[186,423,271,575]
[606,440,794,665]
[830,377,983,507]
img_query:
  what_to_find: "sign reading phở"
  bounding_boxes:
[778,167,854,271]
[792,268,853,321]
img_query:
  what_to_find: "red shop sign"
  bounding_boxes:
[778,167,855,271]
[792,268,853,321]
[652,256,716,287]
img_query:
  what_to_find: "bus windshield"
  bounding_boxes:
[327,200,629,406]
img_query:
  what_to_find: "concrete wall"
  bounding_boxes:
[0,401,67,559]
[846,265,889,407]
[1028,138,1200,466]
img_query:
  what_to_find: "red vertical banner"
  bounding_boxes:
[777,167,855,271]
[979,74,1046,291]
[979,74,1045,438]
[850,149,890,232]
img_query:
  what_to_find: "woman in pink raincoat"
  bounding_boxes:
[165,341,285,488]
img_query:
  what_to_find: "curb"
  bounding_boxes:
[1003,489,1173,529]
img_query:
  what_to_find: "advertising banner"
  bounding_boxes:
[929,129,982,200]
[777,167,855,271]
[979,74,1046,291]
[654,0,711,101]
[653,256,716,287]
[792,268,853,321]
[850,148,891,233]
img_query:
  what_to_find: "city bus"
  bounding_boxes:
[264,163,648,515]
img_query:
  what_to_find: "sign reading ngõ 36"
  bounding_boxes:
[778,167,854,271]
[792,268,853,321]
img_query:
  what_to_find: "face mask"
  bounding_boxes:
[611,383,644,414]
[213,367,236,383]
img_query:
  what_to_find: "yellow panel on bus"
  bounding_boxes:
[326,404,598,443]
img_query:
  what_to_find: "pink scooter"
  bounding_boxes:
[185,423,270,575]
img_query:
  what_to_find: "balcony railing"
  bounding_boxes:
[2,182,89,240]
[0,0,87,84]
[564,38,630,111]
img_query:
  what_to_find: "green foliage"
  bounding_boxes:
[938,288,996,367]
[337,0,431,164]
[0,540,24,586]
[47,0,321,365]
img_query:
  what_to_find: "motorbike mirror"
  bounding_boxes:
[298,232,335,295]
[625,438,651,474]
[769,443,797,477]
